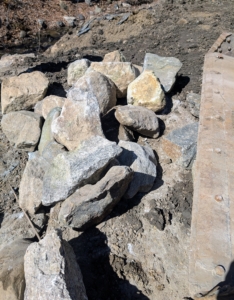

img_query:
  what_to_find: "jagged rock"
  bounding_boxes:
[1,111,43,151]
[41,95,66,119]
[19,152,50,215]
[0,239,32,300]
[24,230,88,300]
[186,92,201,118]
[143,53,182,92]
[75,69,117,115]
[59,166,133,230]
[38,107,61,154]
[41,141,66,164]
[90,62,138,97]
[162,122,198,168]
[67,59,90,86]
[42,136,122,206]
[115,105,160,138]
[127,70,166,112]
[103,50,126,62]
[1,71,49,114]
[118,140,157,199]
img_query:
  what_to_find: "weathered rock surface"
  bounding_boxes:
[115,105,160,138]
[143,53,182,92]
[41,141,66,164]
[52,87,103,151]
[1,71,49,114]
[162,122,198,168]
[24,230,88,300]
[0,239,32,300]
[41,95,66,119]
[34,100,43,116]
[127,70,166,112]
[186,92,201,118]
[1,111,43,151]
[59,166,133,230]
[118,141,157,199]
[103,50,126,62]
[42,136,122,206]
[19,152,50,215]
[67,59,90,86]
[90,62,137,97]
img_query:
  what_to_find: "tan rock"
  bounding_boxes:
[34,100,43,116]
[67,58,90,86]
[1,71,49,114]
[103,50,126,62]
[41,95,66,119]
[127,70,166,112]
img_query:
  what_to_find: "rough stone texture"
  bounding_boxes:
[143,53,182,92]
[103,50,126,62]
[24,230,88,300]
[38,107,61,155]
[90,62,138,97]
[19,152,50,215]
[127,70,166,112]
[34,100,43,116]
[52,87,104,151]
[118,140,157,199]
[0,239,32,300]
[1,111,43,151]
[1,71,49,114]
[162,122,198,168]
[67,59,90,86]
[115,105,160,138]
[186,92,201,118]
[41,141,66,164]
[59,166,133,230]
[42,136,122,206]
[41,95,66,119]
[75,69,117,115]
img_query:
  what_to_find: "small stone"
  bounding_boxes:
[103,50,126,63]
[215,195,223,202]
[177,18,188,25]
[77,14,85,21]
[19,30,26,38]
[94,5,102,14]
[37,19,45,28]
[63,16,76,27]
[214,265,225,276]
[67,59,90,86]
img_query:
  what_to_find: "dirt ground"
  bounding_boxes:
[1,0,234,299]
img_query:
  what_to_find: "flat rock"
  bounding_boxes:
[115,105,160,138]
[59,166,133,230]
[24,230,88,300]
[118,141,157,199]
[143,53,182,92]
[103,50,126,62]
[1,111,43,151]
[1,71,49,114]
[127,70,166,112]
[42,136,122,206]
[67,59,90,86]
[186,92,201,118]
[41,95,66,119]
[162,122,198,168]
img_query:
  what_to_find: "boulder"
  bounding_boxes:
[1,71,49,114]
[115,105,160,138]
[162,122,198,168]
[59,166,133,230]
[186,92,201,118]
[41,141,66,164]
[41,95,66,119]
[90,62,138,97]
[19,152,50,215]
[24,230,88,300]
[127,70,166,112]
[42,136,122,206]
[118,141,157,199]
[52,87,104,151]
[0,239,32,300]
[1,111,43,151]
[143,53,182,92]
[103,50,126,62]
[67,59,90,86]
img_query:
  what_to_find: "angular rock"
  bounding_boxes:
[0,239,32,300]
[59,166,133,230]
[41,95,66,119]
[90,62,138,97]
[118,141,157,199]
[143,53,182,92]
[52,87,104,151]
[162,122,198,168]
[115,105,160,138]
[1,71,49,114]
[67,59,90,86]
[186,92,201,118]
[19,152,50,215]
[127,70,166,112]
[103,50,126,62]
[75,69,117,115]
[24,230,88,300]
[42,136,122,206]
[1,111,43,151]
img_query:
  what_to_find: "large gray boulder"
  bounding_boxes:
[59,166,133,230]
[42,136,122,206]
[67,58,90,86]
[24,230,88,300]
[118,141,157,199]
